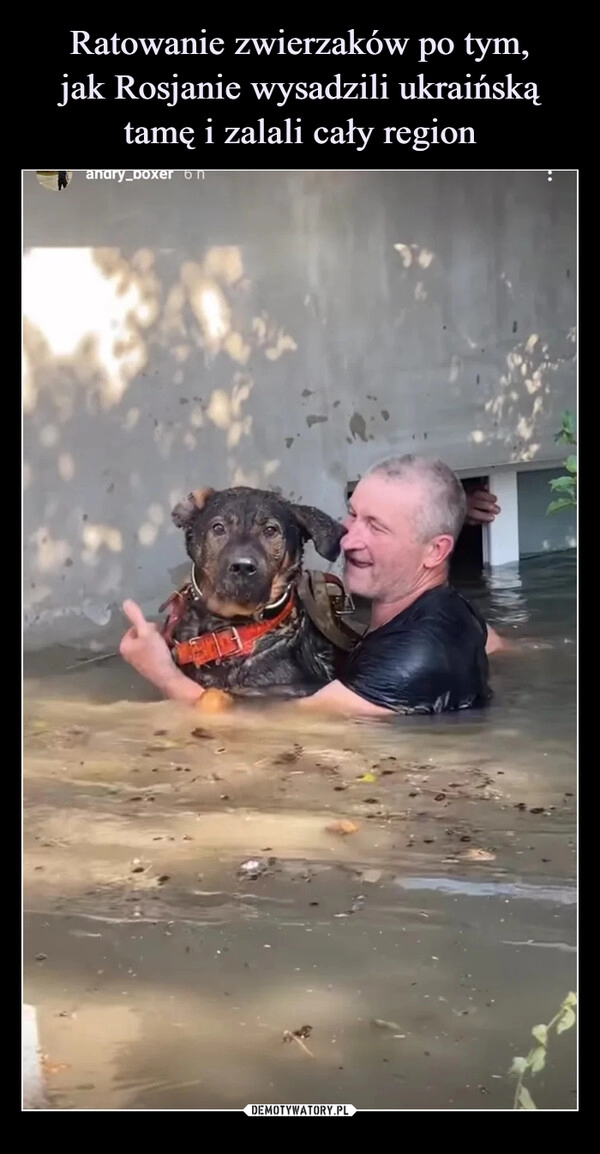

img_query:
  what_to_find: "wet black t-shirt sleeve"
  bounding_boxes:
[338,588,490,715]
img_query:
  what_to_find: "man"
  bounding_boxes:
[120,458,505,718]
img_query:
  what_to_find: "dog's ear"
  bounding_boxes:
[290,503,345,562]
[171,487,215,529]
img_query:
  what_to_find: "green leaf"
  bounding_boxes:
[529,1046,547,1074]
[510,1056,528,1076]
[556,1006,576,1034]
[518,1086,537,1110]
[563,992,577,1009]
[555,411,576,446]
[531,1025,548,1047]
[547,498,576,514]
[549,475,576,493]
[565,455,577,474]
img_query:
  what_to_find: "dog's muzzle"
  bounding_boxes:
[215,549,271,602]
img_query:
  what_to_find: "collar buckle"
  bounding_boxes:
[213,626,243,661]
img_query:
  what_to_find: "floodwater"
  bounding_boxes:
[23,552,577,1111]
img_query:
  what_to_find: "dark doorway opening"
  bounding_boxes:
[450,477,486,581]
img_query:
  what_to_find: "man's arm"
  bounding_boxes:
[118,599,509,715]
[298,623,511,715]
[118,600,397,715]
[119,600,204,703]
[300,627,445,718]
[297,678,395,717]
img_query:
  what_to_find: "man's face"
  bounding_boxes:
[340,474,450,602]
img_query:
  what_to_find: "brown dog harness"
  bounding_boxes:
[296,571,364,653]
[159,570,363,670]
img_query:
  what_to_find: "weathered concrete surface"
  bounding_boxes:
[23,170,576,649]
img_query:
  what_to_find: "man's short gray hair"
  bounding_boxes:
[367,454,467,543]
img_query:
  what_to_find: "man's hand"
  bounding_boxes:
[485,624,514,655]
[119,600,203,702]
[465,488,501,526]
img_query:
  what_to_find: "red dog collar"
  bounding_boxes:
[160,584,296,669]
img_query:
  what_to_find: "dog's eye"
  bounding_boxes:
[263,524,280,537]
[211,521,226,535]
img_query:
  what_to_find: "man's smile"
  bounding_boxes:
[344,554,372,569]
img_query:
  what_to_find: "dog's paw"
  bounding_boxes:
[195,688,235,714]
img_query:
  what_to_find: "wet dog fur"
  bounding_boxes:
[167,486,346,701]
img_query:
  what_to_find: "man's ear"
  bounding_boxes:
[171,487,215,529]
[290,503,345,562]
[424,534,455,569]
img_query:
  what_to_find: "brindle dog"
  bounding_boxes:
[163,486,347,707]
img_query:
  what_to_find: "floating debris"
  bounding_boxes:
[458,848,496,862]
[361,869,383,884]
[326,820,360,836]
[283,1027,314,1056]
[237,858,273,880]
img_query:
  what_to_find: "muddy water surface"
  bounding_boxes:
[23,553,577,1110]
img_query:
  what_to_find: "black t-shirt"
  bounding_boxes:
[339,585,491,714]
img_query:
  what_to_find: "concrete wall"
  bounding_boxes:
[518,469,577,557]
[23,170,577,649]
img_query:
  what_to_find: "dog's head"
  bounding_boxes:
[171,486,344,619]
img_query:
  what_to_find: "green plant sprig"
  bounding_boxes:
[509,991,577,1110]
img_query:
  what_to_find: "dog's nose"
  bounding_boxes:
[228,557,258,577]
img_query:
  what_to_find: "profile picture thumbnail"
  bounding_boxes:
[36,171,73,192]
